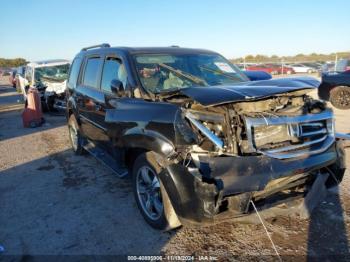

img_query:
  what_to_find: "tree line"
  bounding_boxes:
[0,58,28,68]
[230,51,350,63]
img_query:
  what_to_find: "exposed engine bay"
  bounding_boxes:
[180,89,333,159]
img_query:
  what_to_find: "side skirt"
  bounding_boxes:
[83,140,128,178]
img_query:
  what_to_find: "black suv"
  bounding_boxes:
[318,59,350,109]
[66,44,347,230]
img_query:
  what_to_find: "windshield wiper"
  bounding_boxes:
[158,63,208,86]
[199,65,243,82]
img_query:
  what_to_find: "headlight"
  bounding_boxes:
[185,110,225,149]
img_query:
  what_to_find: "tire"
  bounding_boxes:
[329,86,350,110]
[132,152,181,230]
[68,114,85,155]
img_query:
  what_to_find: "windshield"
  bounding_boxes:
[134,53,248,93]
[34,63,70,83]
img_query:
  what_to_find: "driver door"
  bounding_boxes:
[92,55,128,151]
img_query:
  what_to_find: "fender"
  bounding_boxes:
[105,98,182,157]
[158,163,222,224]
[116,130,176,157]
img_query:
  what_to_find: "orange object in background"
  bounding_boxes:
[22,88,44,128]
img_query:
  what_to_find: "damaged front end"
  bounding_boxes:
[161,87,347,225]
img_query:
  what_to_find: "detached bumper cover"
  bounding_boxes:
[199,145,337,196]
[163,145,338,226]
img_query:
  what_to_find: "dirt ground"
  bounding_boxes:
[0,76,350,260]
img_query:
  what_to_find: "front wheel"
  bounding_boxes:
[330,86,350,110]
[132,152,181,230]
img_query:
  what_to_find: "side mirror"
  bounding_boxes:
[110,79,124,97]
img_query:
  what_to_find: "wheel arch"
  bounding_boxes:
[118,132,176,159]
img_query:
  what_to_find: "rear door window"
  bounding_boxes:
[82,57,101,88]
[68,57,82,89]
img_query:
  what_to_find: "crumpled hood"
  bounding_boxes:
[178,77,320,106]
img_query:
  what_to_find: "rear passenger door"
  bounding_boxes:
[76,55,106,142]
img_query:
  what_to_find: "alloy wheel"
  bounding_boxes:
[136,166,163,221]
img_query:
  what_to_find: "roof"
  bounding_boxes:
[78,45,218,56]
[27,59,71,68]
[116,46,218,55]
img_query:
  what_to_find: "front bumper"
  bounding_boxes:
[162,144,343,226]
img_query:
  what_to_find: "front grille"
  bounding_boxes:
[244,109,335,159]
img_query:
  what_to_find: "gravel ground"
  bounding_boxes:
[0,76,349,260]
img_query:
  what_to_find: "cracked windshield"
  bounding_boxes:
[35,64,70,83]
[135,54,248,93]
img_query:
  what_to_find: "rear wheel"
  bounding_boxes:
[330,86,350,109]
[132,152,181,230]
[68,114,85,155]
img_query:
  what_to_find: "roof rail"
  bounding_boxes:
[81,43,110,51]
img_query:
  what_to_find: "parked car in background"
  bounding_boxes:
[318,70,350,109]
[289,63,316,73]
[247,64,295,75]
[66,44,346,230]
[335,59,350,72]
[25,59,70,111]
[301,62,323,71]
[9,69,17,88]
[14,66,26,93]
[16,66,26,77]
[0,68,11,76]
[320,62,335,74]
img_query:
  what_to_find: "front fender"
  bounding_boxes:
[115,130,176,157]
[105,98,183,157]
[158,164,222,224]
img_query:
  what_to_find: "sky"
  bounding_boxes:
[0,0,349,61]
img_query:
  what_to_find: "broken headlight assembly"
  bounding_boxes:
[184,110,226,150]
